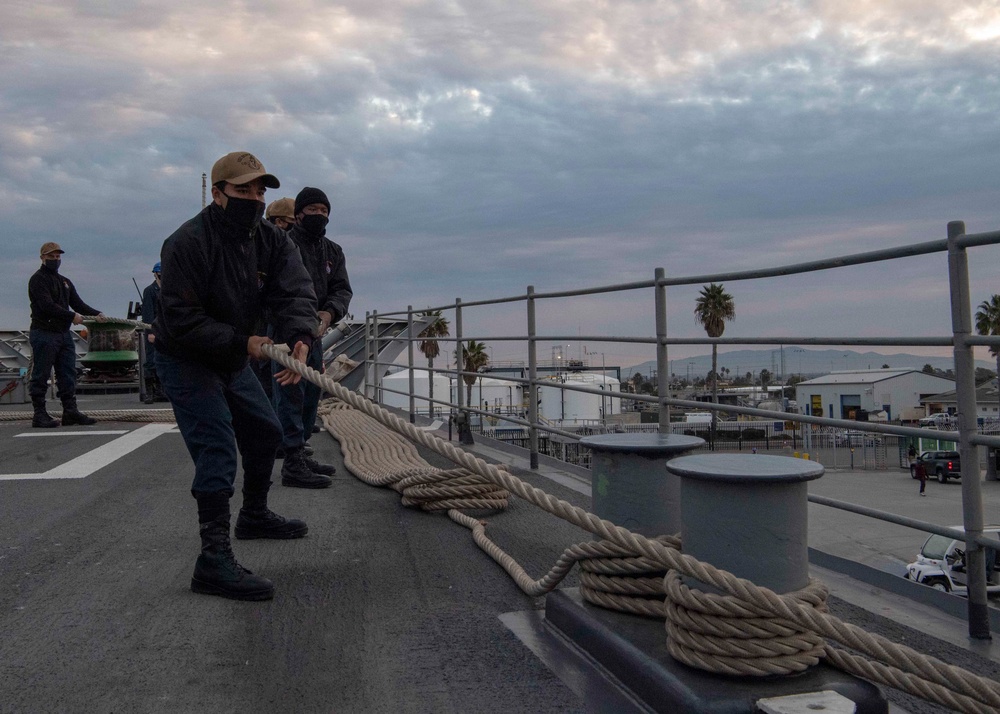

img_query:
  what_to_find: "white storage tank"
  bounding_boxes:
[381,368,452,415]
[537,372,621,424]
[459,376,524,415]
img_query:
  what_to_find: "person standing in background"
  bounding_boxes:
[265,197,296,232]
[141,262,162,404]
[27,242,105,428]
[272,186,352,488]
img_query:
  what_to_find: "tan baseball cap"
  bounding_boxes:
[210,152,280,188]
[266,197,295,220]
[40,242,65,257]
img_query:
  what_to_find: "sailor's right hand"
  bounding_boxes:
[72,313,84,325]
[247,335,273,360]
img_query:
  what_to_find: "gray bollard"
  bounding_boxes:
[667,453,824,595]
[580,433,704,537]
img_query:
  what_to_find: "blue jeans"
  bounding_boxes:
[29,329,78,402]
[272,340,323,450]
[155,350,282,497]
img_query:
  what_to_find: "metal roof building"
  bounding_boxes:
[794,369,955,421]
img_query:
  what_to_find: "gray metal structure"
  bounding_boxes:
[581,433,703,537]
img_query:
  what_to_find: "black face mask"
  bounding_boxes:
[299,214,329,237]
[222,196,265,231]
[44,259,61,272]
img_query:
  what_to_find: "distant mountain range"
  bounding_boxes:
[622,347,994,381]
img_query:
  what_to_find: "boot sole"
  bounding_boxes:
[191,578,274,601]
[281,477,332,489]
[234,525,308,540]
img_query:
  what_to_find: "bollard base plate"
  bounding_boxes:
[502,588,887,714]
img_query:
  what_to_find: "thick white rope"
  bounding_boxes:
[265,344,1000,714]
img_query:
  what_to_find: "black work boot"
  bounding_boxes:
[235,482,309,540]
[281,447,332,489]
[31,396,60,428]
[191,513,274,601]
[61,398,97,426]
[142,378,156,405]
[304,455,336,477]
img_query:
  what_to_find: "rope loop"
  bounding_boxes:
[663,571,828,676]
[397,467,511,511]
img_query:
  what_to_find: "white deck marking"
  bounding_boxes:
[15,431,129,437]
[416,420,444,431]
[0,423,177,481]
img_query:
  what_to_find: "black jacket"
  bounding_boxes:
[140,281,159,325]
[28,264,100,333]
[154,204,317,373]
[286,225,352,322]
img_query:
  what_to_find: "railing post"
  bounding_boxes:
[363,311,372,399]
[455,298,474,444]
[407,305,415,423]
[947,219,991,640]
[455,299,463,411]
[372,309,381,404]
[527,286,539,469]
[655,267,670,433]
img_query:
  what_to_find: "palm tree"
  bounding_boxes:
[694,283,735,447]
[455,340,490,407]
[976,295,1000,388]
[417,310,449,417]
[975,295,1000,481]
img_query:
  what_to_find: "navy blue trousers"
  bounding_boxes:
[272,340,323,450]
[155,350,282,497]
[28,329,78,402]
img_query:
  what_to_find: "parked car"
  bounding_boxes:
[905,527,1000,595]
[909,450,961,483]
[919,412,954,428]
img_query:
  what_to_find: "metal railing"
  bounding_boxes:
[361,220,1000,638]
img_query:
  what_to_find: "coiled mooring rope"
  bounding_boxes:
[269,344,1000,714]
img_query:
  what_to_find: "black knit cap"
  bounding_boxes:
[294,186,330,216]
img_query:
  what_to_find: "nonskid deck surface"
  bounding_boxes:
[0,393,998,713]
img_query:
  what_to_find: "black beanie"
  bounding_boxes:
[294,187,330,216]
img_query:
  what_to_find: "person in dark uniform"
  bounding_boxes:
[153,151,318,602]
[272,186,352,488]
[140,262,162,404]
[27,242,105,428]
[247,197,298,399]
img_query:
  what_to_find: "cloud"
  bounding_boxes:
[1,0,998,369]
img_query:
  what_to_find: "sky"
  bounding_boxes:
[3,0,1000,372]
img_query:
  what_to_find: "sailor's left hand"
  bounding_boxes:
[315,311,333,338]
[95,313,107,322]
[274,341,309,386]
